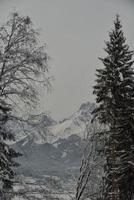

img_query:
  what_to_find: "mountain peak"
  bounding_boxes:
[79,102,95,112]
[11,102,95,145]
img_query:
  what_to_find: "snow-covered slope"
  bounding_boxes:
[10,102,95,145]
[49,102,95,143]
[8,113,57,145]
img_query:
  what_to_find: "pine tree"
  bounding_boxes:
[93,15,134,200]
[0,102,21,199]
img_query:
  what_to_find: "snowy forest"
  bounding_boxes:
[0,0,134,200]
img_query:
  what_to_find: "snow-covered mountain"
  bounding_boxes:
[8,113,57,145]
[12,102,95,145]
[12,102,95,179]
[49,102,95,143]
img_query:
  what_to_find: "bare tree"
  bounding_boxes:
[76,121,107,200]
[0,12,50,113]
[0,12,51,199]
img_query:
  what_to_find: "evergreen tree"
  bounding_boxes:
[0,102,21,199]
[93,15,134,200]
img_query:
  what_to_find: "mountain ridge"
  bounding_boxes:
[15,101,95,145]
[12,102,95,179]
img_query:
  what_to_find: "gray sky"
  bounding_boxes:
[0,0,134,120]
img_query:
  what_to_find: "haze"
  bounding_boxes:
[0,0,133,120]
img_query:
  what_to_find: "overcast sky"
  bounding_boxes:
[0,0,134,120]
